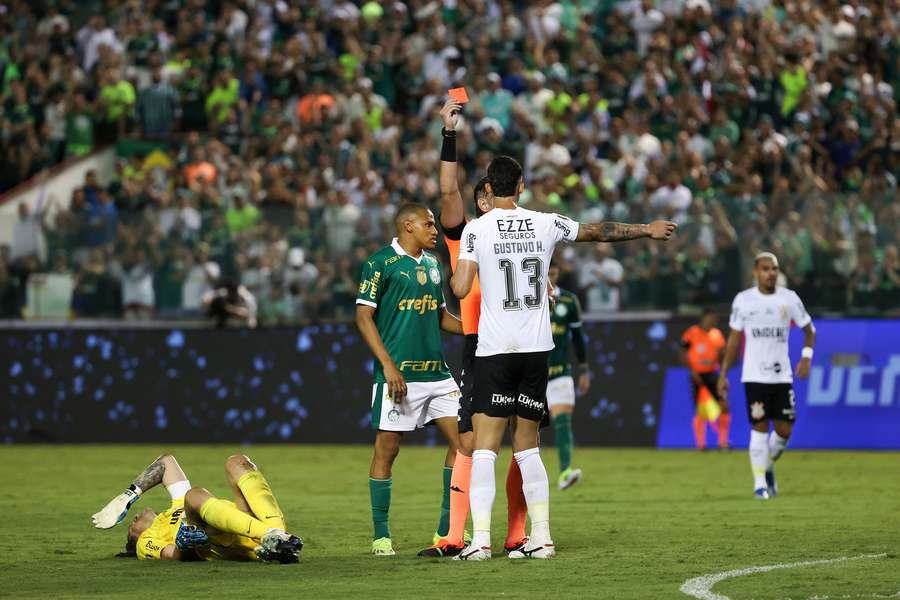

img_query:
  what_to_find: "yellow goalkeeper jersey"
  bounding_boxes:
[136,499,184,560]
[136,498,259,561]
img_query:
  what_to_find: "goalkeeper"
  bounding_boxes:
[92,453,302,563]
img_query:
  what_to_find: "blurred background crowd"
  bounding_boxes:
[0,0,898,323]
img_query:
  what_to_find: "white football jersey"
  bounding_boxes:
[458,207,579,357]
[729,286,812,383]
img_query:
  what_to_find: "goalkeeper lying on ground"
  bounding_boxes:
[92,453,302,563]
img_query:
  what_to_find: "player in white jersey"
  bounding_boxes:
[718,252,816,500]
[450,156,675,560]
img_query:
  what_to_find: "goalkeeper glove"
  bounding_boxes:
[175,523,210,550]
[91,486,142,529]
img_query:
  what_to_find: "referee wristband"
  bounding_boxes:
[801,347,814,360]
[441,129,457,162]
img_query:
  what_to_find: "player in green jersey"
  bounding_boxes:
[356,203,465,556]
[547,264,590,490]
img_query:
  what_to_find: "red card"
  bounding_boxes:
[448,87,469,104]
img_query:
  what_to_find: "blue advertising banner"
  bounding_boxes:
[657,319,900,449]
[0,321,670,444]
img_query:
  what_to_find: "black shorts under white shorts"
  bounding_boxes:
[458,334,477,434]
[744,382,796,424]
[691,371,721,403]
[471,351,550,423]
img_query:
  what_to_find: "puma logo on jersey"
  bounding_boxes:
[399,271,410,279]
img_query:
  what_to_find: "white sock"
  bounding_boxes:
[470,449,497,548]
[749,430,769,490]
[514,447,551,542]
[768,431,788,469]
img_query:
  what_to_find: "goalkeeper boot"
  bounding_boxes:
[371,537,395,556]
[256,529,303,564]
[557,467,582,491]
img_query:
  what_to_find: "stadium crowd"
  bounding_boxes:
[0,0,898,322]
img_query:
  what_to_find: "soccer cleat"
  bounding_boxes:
[371,537,396,556]
[508,537,556,559]
[765,468,778,497]
[256,529,303,564]
[417,541,464,558]
[558,467,583,491]
[504,537,529,555]
[453,544,492,561]
[432,530,471,545]
[754,487,771,500]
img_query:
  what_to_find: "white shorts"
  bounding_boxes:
[546,376,576,409]
[371,378,461,432]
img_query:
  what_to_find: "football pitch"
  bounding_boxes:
[3,445,898,599]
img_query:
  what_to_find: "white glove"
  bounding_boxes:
[91,487,141,529]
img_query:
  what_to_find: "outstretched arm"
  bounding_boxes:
[91,454,188,529]
[439,99,465,231]
[575,220,676,243]
[451,259,478,299]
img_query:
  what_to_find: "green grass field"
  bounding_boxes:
[3,445,898,599]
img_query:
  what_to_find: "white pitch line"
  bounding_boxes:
[680,553,888,600]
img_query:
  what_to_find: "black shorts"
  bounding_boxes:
[458,334,477,434]
[744,383,796,424]
[691,371,720,403]
[471,351,550,423]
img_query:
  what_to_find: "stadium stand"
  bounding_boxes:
[0,0,897,321]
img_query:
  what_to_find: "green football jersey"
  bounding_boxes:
[356,239,451,383]
[548,288,583,380]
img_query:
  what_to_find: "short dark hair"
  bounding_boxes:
[487,156,523,197]
[394,202,428,228]
[473,176,489,217]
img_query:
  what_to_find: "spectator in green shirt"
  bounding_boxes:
[205,70,240,127]
[97,68,136,140]
[64,92,95,157]
[225,193,260,235]
[779,55,807,117]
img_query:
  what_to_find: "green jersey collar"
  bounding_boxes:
[391,238,424,264]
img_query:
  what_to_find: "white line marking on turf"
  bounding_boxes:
[680,553,888,600]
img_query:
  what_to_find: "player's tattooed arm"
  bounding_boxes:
[130,454,189,492]
[91,454,186,530]
[575,220,676,242]
[131,455,167,492]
